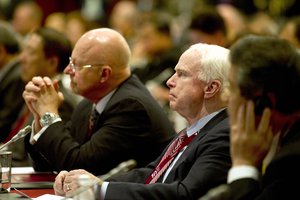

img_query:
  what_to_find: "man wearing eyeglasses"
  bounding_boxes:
[22,28,175,175]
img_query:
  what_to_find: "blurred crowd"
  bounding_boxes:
[0,0,300,167]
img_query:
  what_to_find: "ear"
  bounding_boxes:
[47,56,59,72]
[99,66,112,83]
[204,80,221,99]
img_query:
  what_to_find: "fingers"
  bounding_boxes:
[54,171,68,196]
[258,107,271,135]
[258,108,273,148]
[62,170,82,194]
[53,79,60,92]
[43,77,52,86]
[236,103,245,134]
[25,81,42,93]
[23,90,37,103]
[245,101,255,133]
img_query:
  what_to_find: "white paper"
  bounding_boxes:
[11,167,35,174]
[33,194,73,200]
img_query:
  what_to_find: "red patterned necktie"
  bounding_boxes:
[145,129,197,184]
[87,105,99,138]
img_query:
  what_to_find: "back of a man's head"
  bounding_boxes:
[230,35,300,114]
[190,6,227,36]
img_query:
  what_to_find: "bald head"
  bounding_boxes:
[73,28,131,71]
[68,28,132,100]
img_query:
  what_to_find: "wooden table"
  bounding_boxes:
[7,167,57,199]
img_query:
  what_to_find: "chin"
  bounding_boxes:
[169,102,176,110]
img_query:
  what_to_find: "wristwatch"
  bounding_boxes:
[39,112,60,127]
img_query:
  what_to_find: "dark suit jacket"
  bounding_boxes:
[25,75,175,175]
[0,60,25,142]
[105,109,231,200]
[226,119,300,200]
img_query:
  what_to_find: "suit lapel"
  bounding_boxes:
[163,110,228,183]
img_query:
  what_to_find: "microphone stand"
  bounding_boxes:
[0,125,32,151]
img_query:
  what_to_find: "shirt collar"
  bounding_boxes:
[186,108,226,137]
[94,89,117,114]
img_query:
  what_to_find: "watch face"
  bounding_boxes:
[43,114,52,124]
[40,112,58,127]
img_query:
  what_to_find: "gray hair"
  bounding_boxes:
[190,43,230,99]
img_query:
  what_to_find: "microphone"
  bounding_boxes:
[64,159,137,199]
[100,159,137,181]
[0,125,32,151]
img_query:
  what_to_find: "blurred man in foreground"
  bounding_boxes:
[200,35,300,200]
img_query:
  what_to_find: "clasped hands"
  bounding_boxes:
[22,76,63,130]
[54,169,102,197]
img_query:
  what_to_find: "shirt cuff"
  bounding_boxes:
[30,118,62,144]
[227,165,260,183]
[100,182,109,200]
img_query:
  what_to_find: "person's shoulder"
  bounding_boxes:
[115,75,153,99]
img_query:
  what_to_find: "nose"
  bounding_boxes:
[64,64,73,75]
[166,74,175,88]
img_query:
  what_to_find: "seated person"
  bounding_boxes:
[200,35,300,200]
[22,28,175,175]
[53,43,232,200]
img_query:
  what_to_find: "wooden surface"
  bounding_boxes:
[9,167,56,198]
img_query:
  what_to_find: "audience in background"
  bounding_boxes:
[246,12,278,36]
[22,28,175,175]
[217,4,247,46]
[279,16,300,49]
[11,1,43,37]
[0,22,23,142]
[65,10,92,48]
[200,35,300,200]
[108,0,139,46]
[54,43,231,200]
[44,12,66,34]
[187,6,228,48]
[11,27,78,166]
[131,11,185,131]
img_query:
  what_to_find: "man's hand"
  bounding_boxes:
[28,76,63,116]
[23,76,64,131]
[54,170,69,196]
[230,100,273,167]
[54,169,102,197]
[23,76,62,115]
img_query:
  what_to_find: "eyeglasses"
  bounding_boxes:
[69,57,104,73]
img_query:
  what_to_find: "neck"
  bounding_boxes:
[89,70,131,103]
